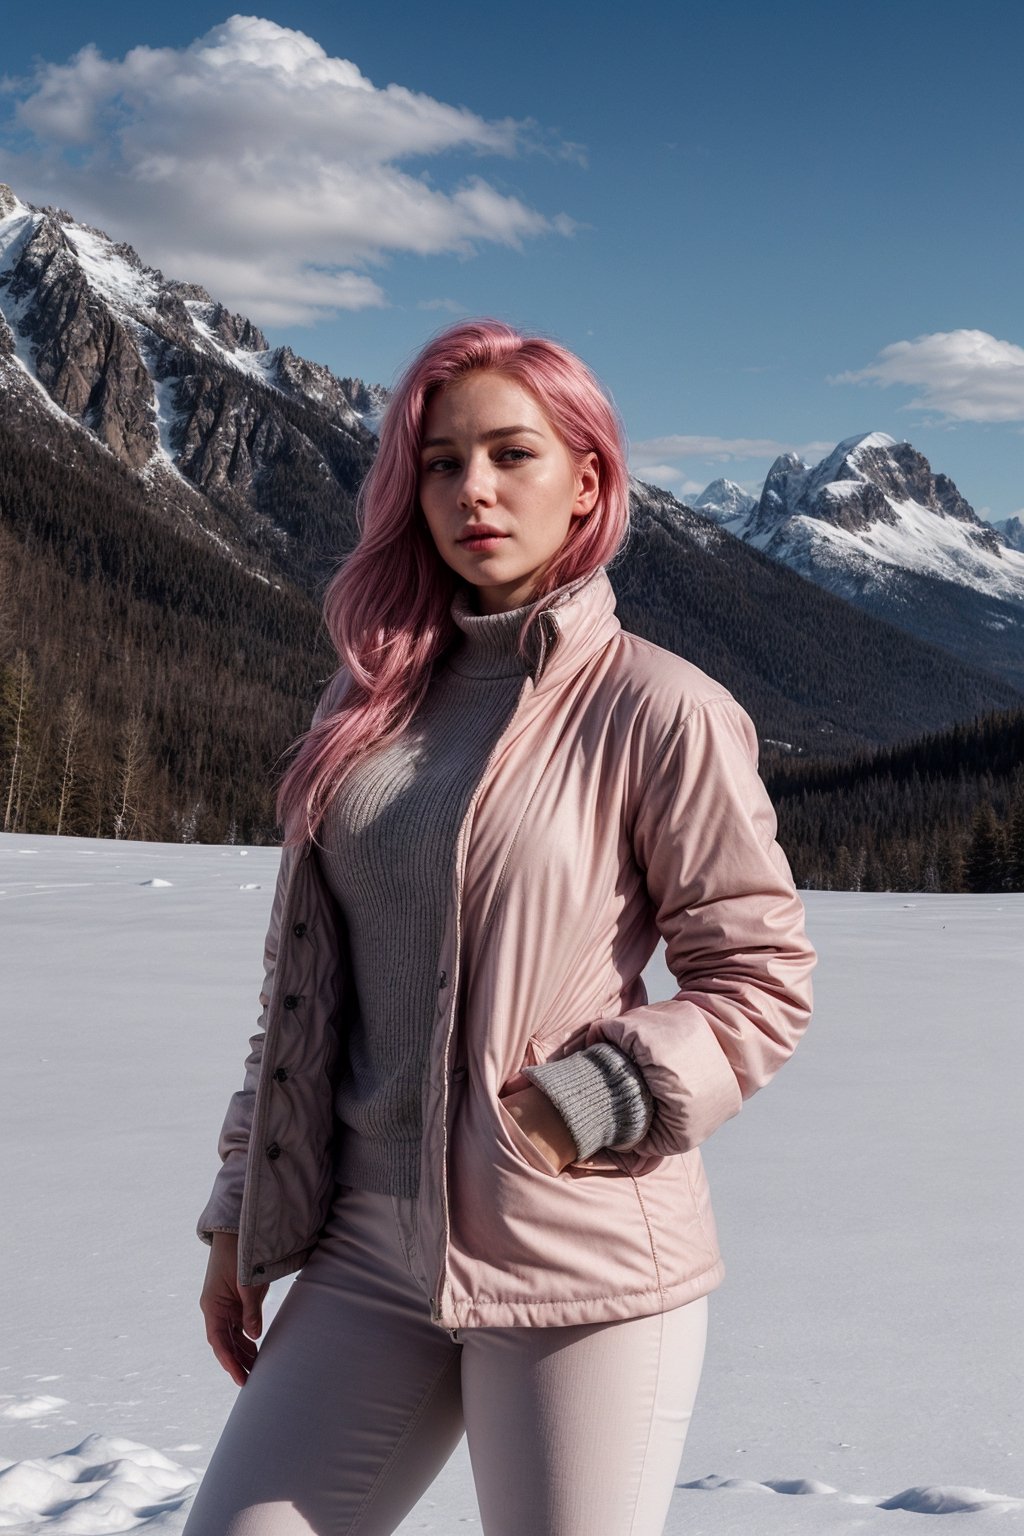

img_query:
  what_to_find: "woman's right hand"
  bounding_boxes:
[199,1231,269,1387]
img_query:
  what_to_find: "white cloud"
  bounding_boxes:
[632,434,779,461]
[1,14,574,324]
[832,329,1024,424]
[630,462,696,486]
[628,434,842,502]
[630,434,835,465]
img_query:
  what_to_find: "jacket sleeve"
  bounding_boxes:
[195,673,346,1245]
[522,1041,654,1158]
[584,693,816,1158]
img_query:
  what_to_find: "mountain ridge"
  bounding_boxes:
[0,182,378,593]
[2,180,1021,843]
[688,431,1024,688]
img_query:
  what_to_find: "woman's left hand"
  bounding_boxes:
[499,1085,578,1173]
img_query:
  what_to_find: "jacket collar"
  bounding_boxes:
[528,564,621,691]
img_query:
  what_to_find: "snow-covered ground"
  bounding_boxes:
[1,832,1021,1533]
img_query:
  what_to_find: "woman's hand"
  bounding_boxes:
[499,1085,578,1173]
[199,1231,269,1387]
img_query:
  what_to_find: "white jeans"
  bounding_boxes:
[184,1182,708,1536]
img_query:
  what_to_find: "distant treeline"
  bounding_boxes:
[767,707,1024,893]
[0,421,336,845]
[3,419,1023,887]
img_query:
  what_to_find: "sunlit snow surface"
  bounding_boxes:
[1,833,1021,1533]
[766,494,1024,604]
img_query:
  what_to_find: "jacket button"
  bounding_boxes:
[283,994,299,1010]
[266,1142,282,1160]
[272,1067,288,1082]
[253,1265,265,1276]
[438,971,448,989]
[293,921,307,937]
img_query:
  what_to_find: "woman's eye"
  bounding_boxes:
[424,457,457,474]
[499,447,533,462]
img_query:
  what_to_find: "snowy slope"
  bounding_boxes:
[1,832,1022,1533]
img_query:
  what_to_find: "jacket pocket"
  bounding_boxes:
[495,1094,562,1178]
[523,1021,590,1068]
[520,1026,629,1174]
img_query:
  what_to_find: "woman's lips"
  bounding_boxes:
[458,533,509,552]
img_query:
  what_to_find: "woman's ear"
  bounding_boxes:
[572,452,601,518]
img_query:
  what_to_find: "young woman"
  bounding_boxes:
[184,319,816,1536]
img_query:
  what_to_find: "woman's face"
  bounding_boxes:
[418,370,599,615]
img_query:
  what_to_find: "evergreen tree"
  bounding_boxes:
[851,846,867,892]
[891,842,914,892]
[861,847,885,891]
[1005,783,1024,893]
[964,803,1005,893]
[834,844,853,890]
[936,830,964,893]
[920,830,942,893]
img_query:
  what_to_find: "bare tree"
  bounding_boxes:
[111,703,150,840]
[2,650,34,834]
[0,528,17,662]
[56,690,86,836]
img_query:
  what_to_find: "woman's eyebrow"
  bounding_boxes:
[421,425,545,449]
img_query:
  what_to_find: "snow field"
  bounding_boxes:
[1,833,1021,1532]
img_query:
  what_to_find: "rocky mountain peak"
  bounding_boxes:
[0,180,380,586]
[693,478,758,523]
[0,183,24,220]
[993,515,1024,554]
[708,427,1024,640]
[751,432,999,548]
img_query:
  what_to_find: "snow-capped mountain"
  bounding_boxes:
[699,431,1024,690]
[618,477,1020,749]
[739,431,1024,600]
[692,478,758,530]
[992,515,1024,554]
[0,182,380,588]
[3,179,1021,761]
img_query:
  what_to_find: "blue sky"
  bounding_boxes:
[2,0,1022,518]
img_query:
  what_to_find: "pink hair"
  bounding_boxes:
[275,317,631,846]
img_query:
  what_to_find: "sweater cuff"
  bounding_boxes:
[523,1043,655,1161]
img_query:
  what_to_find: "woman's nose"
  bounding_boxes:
[458,454,497,508]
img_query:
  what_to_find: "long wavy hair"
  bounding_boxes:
[275,317,631,846]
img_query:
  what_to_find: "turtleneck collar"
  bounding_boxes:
[447,568,604,681]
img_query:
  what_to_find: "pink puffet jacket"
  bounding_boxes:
[197,565,817,1329]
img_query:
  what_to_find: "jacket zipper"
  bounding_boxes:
[431,676,533,1329]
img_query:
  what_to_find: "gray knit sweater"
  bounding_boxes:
[318,578,654,1197]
